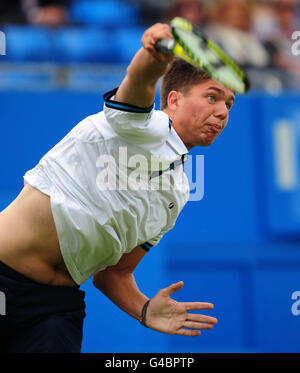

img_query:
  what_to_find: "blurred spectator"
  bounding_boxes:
[25,0,70,27]
[204,0,273,69]
[157,0,277,72]
[252,0,278,40]
[0,0,70,27]
[262,0,300,78]
[162,0,208,26]
[205,0,288,93]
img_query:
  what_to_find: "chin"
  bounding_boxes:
[198,139,215,147]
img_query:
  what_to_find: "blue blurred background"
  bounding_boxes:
[0,0,300,353]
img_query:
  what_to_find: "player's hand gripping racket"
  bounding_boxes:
[155,17,250,94]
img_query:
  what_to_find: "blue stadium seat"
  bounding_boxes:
[53,27,118,63]
[0,69,54,89]
[113,27,145,63]
[69,0,140,27]
[3,26,53,62]
[67,66,125,91]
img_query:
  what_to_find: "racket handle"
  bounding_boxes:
[155,38,175,55]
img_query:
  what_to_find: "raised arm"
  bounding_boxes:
[115,23,174,108]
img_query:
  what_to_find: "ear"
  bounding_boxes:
[167,90,181,111]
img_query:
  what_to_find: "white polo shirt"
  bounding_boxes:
[24,89,190,285]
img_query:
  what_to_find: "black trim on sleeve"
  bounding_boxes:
[104,88,154,114]
[140,242,153,252]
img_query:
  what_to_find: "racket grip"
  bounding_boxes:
[155,39,175,55]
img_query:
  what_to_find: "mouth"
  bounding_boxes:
[206,123,222,134]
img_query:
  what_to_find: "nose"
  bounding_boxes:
[214,102,229,121]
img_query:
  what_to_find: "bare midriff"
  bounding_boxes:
[0,183,77,286]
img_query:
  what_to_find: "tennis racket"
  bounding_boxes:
[155,17,250,94]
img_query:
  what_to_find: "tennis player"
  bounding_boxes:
[0,23,234,352]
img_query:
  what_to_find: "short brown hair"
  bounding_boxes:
[160,58,211,110]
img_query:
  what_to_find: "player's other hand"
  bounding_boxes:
[145,281,218,336]
[141,23,174,63]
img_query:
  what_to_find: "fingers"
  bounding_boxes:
[161,281,184,296]
[182,314,218,331]
[142,23,172,46]
[142,23,173,62]
[175,316,218,337]
[145,45,173,63]
[185,302,214,311]
[187,313,218,325]
[176,329,202,337]
[183,321,214,330]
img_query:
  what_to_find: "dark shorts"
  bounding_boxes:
[0,261,86,353]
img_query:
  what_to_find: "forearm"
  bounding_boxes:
[130,46,171,84]
[93,269,148,321]
[115,23,173,108]
[116,48,170,108]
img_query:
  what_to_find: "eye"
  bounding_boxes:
[226,102,233,110]
[207,95,216,102]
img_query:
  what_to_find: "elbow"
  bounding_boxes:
[93,267,133,290]
[93,270,106,290]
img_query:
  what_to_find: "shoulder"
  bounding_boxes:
[103,90,171,145]
[67,112,116,143]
